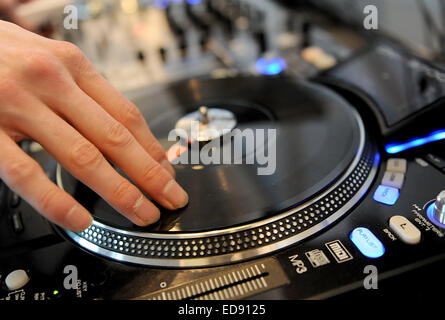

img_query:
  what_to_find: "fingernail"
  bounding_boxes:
[66,206,93,232]
[163,180,189,209]
[161,159,176,177]
[133,196,160,225]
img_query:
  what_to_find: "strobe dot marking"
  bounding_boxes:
[67,144,376,264]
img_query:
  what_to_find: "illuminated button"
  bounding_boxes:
[381,171,404,189]
[386,158,407,174]
[350,228,385,258]
[50,289,62,300]
[389,216,421,245]
[373,185,399,206]
[5,269,30,291]
[255,57,287,76]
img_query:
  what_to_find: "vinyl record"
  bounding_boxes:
[58,77,363,233]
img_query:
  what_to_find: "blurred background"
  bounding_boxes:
[8,0,445,95]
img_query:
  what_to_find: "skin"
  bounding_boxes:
[0,19,189,232]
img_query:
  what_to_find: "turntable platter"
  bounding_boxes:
[57,77,378,267]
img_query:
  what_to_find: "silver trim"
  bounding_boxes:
[58,109,379,267]
[65,153,378,267]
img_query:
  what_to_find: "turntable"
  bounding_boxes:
[57,76,377,268]
[1,43,445,301]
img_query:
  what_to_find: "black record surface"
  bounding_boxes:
[59,77,363,232]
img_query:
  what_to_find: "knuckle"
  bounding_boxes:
[0,79,22,99]
[38,187,60,213]
[141,162,163,183]
[145,139,164,162]
[58,41,92,75]
[112,180,140,211]
[4,160,41,185]
[105,121,133,148]
[70,139,103,169]
[59,41,83,58]
[120,103,144,127]
[22,51,62,79]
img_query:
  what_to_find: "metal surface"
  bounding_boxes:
[174,106,237,142]
[434,190,445,224]
[137,257,289,300]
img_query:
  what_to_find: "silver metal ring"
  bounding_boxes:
[57,109,378,268]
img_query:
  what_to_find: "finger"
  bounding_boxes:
[0,129,92,231]
[44,84,188,210]
[50,41,175,177]
[16,102,161,226]
[0,0,14,11]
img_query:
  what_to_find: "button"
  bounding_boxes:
[389,215,421,244]
[5,269,30,291]
[387,158,407,174]
[11,212,24,233]
[425,153,445,169]
[373,185,399,205]
[432,190,445,225]
[415,158,429,167]
[9,192,21,208]
[350,227,385,258]
[381,171,404,189]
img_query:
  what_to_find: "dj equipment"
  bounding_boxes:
[1,0,445,300]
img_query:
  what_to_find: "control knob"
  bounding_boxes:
[4,269,30,291]
[433,190,445,224]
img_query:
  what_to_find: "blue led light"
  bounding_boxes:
[350,228,385,259]
[426,203,445,228]
[385,129,445,154]
[255,57,287,76]
[427,203,435,221]
[187,0,202,4]
[373,185,399,206]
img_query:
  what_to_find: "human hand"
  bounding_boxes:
[0,21,188,232]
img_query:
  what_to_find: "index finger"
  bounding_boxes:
[50,42,175,176]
